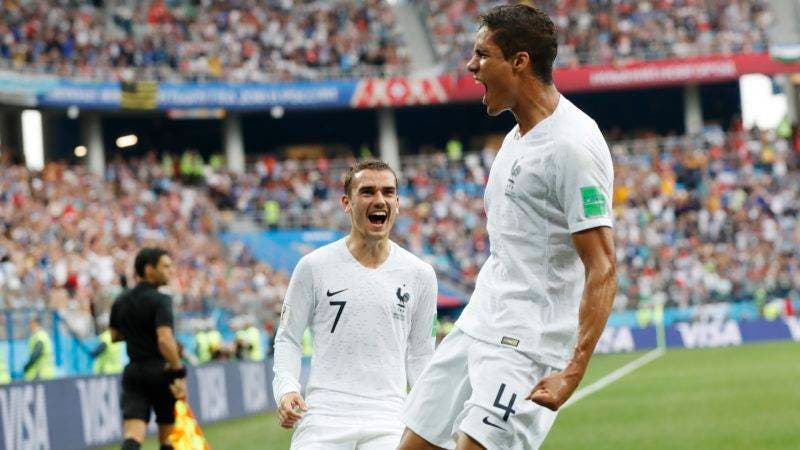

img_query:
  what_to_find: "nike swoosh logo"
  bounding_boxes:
[482,416,506,431]
[326,288,348,297]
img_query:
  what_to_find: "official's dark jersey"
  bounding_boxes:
[110,282,174,364]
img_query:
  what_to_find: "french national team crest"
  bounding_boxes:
[505,158,521,196]
[393,285,411,320]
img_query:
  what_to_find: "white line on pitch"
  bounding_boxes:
[561,347,666,410]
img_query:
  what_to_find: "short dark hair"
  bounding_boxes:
[343,160,398,196]
[134,247,168,278]
[479,4,558,84]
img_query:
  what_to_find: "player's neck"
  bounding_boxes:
[512,83,560,137]
[345,234,391,269]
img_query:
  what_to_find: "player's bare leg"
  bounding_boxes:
[455,432,485,450]
[396,428,447,450]
[121,419,146,449]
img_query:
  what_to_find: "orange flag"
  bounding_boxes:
[169,400,210,450]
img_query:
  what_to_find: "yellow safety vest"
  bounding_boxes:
[0,347,10,384]
[25,329,55,381]
[236,327,264,361]
[207,330,222,355]
[263,200,280,225]
[195,332,211,364]
[93,330,124,375]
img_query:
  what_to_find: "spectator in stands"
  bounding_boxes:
[23,316,56,380]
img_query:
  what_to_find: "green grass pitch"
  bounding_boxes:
[101,341,799,449]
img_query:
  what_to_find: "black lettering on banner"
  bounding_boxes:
[493,383,517,422]
[329,301,346,333]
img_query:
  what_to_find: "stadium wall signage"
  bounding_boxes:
[0,317,796,449]
[445,53,800,98]
[0,361,280,450]
[594,317,800,354]
[0,75,357,110]
[2,53,799,111]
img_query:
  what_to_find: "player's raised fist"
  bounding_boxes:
[526,369,580,411]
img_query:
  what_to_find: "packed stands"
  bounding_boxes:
[0,0,408,82]
[0,155,289,338]
[417,0,773,73]
[0,0,774,82]
[2,124,798,337]
[202,126,800,312]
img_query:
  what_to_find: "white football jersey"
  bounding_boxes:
[456,96,614,370]
[273,238,438,420]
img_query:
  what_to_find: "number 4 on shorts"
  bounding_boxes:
[493,383,517,421]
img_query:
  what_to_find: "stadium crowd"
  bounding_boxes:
[0,0,773,81]
[2,123,798,337]
[0,155,289,337]
[418,0,773,72]
[0,0,407,82]
[197,124,800,312]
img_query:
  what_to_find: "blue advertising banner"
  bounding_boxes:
[35,80,357,110]
[0,360,279,450]
[0,72,357,110]
[595,317,800,353]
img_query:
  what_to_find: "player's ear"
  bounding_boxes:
[512,51,530,74]
[341,194,351,213]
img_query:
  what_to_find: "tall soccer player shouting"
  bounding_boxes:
[399,4,617,450]
[273,161,438,449]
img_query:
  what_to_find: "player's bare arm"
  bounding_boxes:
[157,325,187,399]
[527,226,617,410]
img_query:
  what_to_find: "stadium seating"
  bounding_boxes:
[0,156,288,338]
[0,0,408,81]
[198,126,800,313]
[416,0,773,72]
[3,125,798,337]
[0,0,773,81]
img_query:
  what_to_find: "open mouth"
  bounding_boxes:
[475,78,488,103]
[367,210,388,226]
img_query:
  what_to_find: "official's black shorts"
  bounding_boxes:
[120,361,177,425]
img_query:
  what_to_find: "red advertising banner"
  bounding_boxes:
[444,53,800,102]
[351,76,448,108]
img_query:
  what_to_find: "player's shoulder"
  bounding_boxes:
[392,242,436,278]
[297,238,346,269]
[551,98,609,160]
[552,97,604,145]
[500,126,520,148]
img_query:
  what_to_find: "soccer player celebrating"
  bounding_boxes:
[399,4,617,450]
[273,161,438,449]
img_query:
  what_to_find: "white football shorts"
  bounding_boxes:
[290,413,403,450]
[402,328,559,450]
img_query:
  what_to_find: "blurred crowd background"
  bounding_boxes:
[0,0,772,81]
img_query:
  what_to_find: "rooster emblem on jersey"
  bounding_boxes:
[393,286,411,320]
[396,287,411,308]
[505,158,522,195]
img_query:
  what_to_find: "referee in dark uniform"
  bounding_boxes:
[109,248,187,450]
